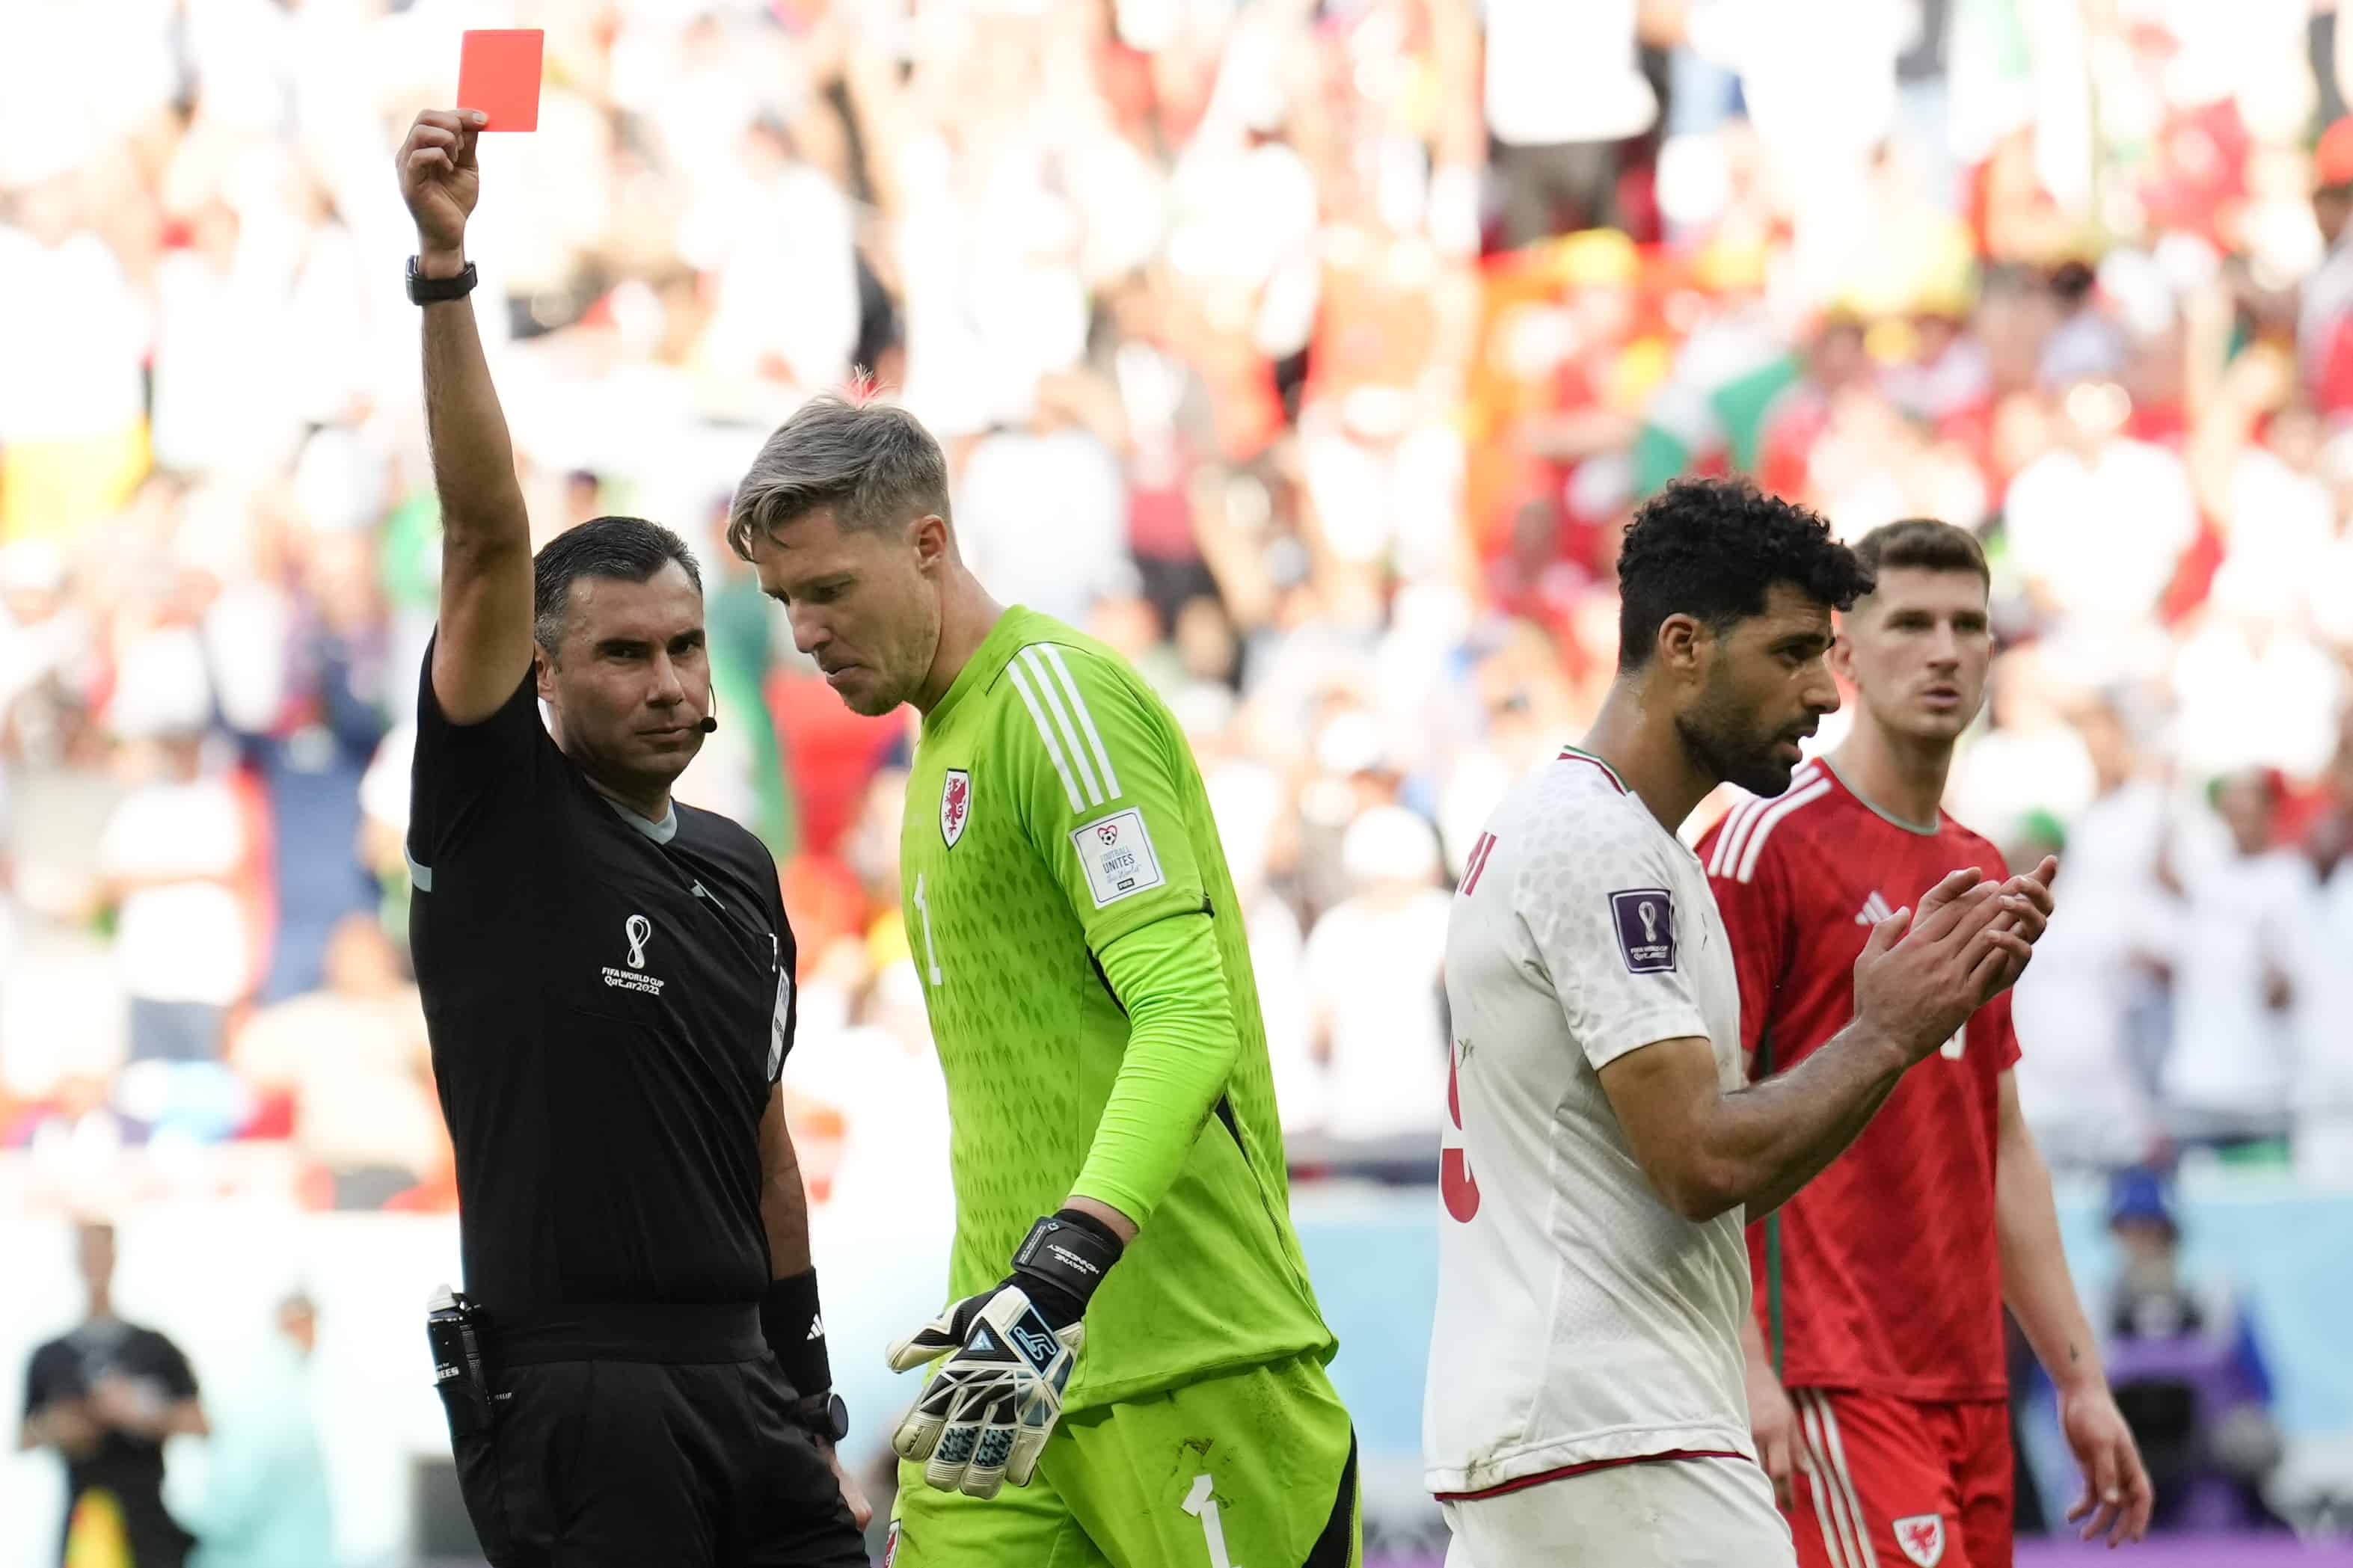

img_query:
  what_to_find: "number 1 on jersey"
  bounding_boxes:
[1182,1474,1241,1568]
[913,871,944,986]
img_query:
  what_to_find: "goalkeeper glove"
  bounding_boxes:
[885,1207,1123,1498]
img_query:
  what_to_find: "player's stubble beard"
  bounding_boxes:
[839,576,944,717]
[1675,654,1805,798]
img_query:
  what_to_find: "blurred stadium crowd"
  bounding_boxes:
[4,0,2353,1233]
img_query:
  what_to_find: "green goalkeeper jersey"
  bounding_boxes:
[898,606,1336,1409]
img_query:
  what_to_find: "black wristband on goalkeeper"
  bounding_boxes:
[761,1269,832,1398]
[1010,1208,1126,1329]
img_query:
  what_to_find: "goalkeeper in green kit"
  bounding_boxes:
[728,394,1361,1567]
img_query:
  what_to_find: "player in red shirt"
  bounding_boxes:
[1698,519,2153,1567]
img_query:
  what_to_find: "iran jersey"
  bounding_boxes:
[1426,746,1758,1501]
[1696,757,2019,1402]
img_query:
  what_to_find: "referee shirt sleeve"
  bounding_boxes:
[405,635,544,883]
[765,863,798,1085]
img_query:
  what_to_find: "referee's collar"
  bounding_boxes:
[606,794,680,845]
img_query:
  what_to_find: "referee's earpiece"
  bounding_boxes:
[700,687,719,734]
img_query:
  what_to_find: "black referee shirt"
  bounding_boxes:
[406,647,797,1318]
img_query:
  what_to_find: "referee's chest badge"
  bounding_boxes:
[601,914,664,996]
[940,769,972,848]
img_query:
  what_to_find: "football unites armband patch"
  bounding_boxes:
[1610,888,1676,973]
[1070,808,1165,907]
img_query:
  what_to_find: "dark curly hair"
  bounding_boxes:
[1616,479,1873,670]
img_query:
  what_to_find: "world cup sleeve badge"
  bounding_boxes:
[1609,888,1676,973]
[940,769,972,848]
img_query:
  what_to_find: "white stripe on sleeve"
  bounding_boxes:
[1007,658,1087,812]
[1734,778,1831,885]
[1708,798,1765,878]
[1038,644,1120,802]
[1717,763,1820,877]
[1020,648,1104,807]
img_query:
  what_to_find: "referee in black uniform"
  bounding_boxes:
[394,108,869,1567]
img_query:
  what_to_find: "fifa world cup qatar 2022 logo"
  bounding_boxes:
[602,914,665,996]
[1610,888,1676,974]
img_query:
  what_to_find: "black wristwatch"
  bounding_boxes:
[791,1391,849,1445]
[406,255,479,304]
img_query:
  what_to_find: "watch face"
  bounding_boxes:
[826,1393,849,1442]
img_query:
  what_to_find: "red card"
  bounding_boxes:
[457,29,543,132]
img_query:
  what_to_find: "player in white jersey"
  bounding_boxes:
[1426,480,2058,1566]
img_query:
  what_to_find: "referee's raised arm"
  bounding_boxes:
[396,108,532,725]
[393,107,870,1566]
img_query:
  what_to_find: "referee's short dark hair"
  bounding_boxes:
[533,515,704,651]
[726,392,952,559]
[1615,478,1872,671]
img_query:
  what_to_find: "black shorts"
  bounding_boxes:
[452,1354,867,1567]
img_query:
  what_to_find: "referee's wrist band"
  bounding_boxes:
[761,1268,832,1398]
[407,254,479,304]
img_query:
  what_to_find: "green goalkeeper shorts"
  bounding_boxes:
[883,1350,1360,1568]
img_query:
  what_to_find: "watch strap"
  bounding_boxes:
[406,256,479,304]
[789,1390,848,1444]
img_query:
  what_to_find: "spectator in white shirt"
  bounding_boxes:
[1676,0,1911,301]
[1482,0,1654,246]
[784,956,952,1225]
[1946,646,2099,847]
[227,914,441,1208]
[2170,563,2348,783]
[1302,805,1452,1149]
[686,117,862,414]
[953,399,1134,628]
[2293,741,2353,1184]
[2004,380,2200,677]
[2010,698,2168,1169]
[2161,770,2313,1148]
[96,734,254,1065]
[149,196,301,480]
[0,172,150,538]
[1197,697,1322,1140]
